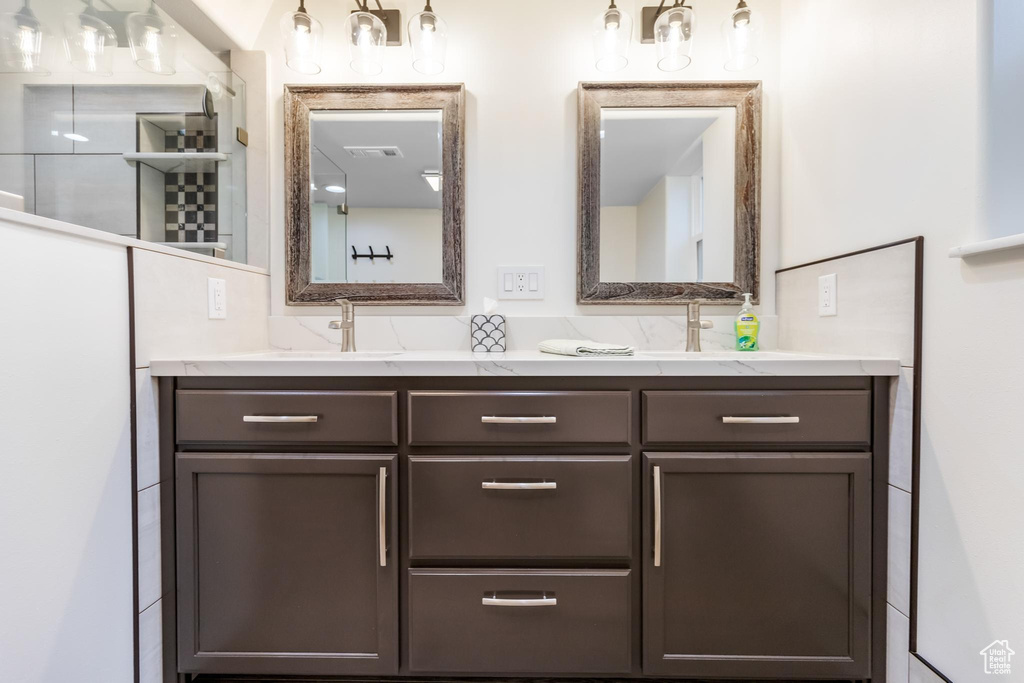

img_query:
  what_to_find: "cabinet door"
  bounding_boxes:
[176,453,397,676]
[643,452,871,680]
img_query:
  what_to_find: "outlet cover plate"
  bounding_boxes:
[208,277,227,319]
[497,266,545,300]
[818,273,837,317]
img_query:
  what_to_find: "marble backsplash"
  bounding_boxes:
[269,314,778,353]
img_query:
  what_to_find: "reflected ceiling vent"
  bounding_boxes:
[344,146,403,158]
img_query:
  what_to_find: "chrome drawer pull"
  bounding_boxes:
[481,415,557,424]
[653,465,662,568]
[378,467,388,567]
[722,416,800,424]
[482,596,557,607]
[242,415,318,423]
[481,481,557,490]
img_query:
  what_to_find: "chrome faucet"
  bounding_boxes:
[686,302,714,352]
[328,299,356,352]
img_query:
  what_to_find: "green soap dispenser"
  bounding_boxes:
[735,293,759,351]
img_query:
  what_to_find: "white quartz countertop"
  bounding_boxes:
[150,350,899,377]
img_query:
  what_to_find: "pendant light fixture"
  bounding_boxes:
[127,1,177,75]
[63,0,116,76]
[592,0,631,73]
[349,1,387,76]
[653,0,695,71]
[722,0,760,70]
[1,1,49,75]
[409,1,447,75]
[280,0,323,74]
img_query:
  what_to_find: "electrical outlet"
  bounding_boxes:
[818,273,837,316]
[497,266,545,300]
[208,277,227,319]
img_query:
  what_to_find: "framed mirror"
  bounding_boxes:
[577,81,761,304]
[285,84,465,305]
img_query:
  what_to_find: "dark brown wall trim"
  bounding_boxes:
[909,236,924,651]
[127,247,140,683]
[774,236,922,274]
[911,653,954,683]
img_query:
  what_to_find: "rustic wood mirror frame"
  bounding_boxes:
[577,81,762,304]
[284,84,465,305]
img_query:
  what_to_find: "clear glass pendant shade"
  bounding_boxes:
[280,6,323,74]
[409,8,447,75]
[1,3,49,75]
[63,4,116,76]
[127,4,177,75]
[722,1,761,71]
[654,3,694,72]
[349,11,386,76]
[592,3,631,72]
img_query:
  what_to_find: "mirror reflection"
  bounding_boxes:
[309,109,443,284]
[599,107,735,283]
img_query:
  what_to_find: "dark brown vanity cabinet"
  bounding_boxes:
[166,377,888,682]
[175,453,398,676]
[642,452,872,680]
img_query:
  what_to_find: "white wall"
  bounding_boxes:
[250,0,781,316]
[634,176,668,281]
[598,205,637,281]
[779,2,1024,682]
[701,111,736,283]
[0,219,134,682]
[346,207,443,283]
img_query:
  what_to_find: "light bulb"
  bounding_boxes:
[654,2,694,71]
[1,3,48,74]
[349,10,386,76]
[127,3,177,75]
[409,3,447,75]
[63,2,116,75]
[722,0,760,71]
[592,2,630,73]
[280,0,322,74]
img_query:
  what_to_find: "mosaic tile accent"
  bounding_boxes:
[163,126,218,242]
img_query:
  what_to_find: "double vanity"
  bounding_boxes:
[153,351,896,682]
[150,73,894,683]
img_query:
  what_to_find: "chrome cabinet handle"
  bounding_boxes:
[481,416,557,424]
[378,466,387,567]
[242,415,318,423]
[481,481,557,490]
[722,416,800,424]
[482,596,557,607]
[653,464,662,568]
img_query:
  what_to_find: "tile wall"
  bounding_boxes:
[776,239,920,683]
[131,247,270,682]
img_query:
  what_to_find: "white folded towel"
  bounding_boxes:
[538,339,635,357]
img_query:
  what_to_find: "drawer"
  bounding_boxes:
[176,390,397,446]
[408,455,631,561]
[643,390,871,447]
[407,391,631,446]
[408,569,631,674]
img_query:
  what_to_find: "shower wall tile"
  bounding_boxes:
[22,85,74,154]
[0,155,35,212]
[35,155,137,236]
[72,85,208,153]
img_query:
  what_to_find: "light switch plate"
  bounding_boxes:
[497,266,545,300]
[818,273,837,316]
[208,277,227,319]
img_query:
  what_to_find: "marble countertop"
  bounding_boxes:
[150,350,900,377]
